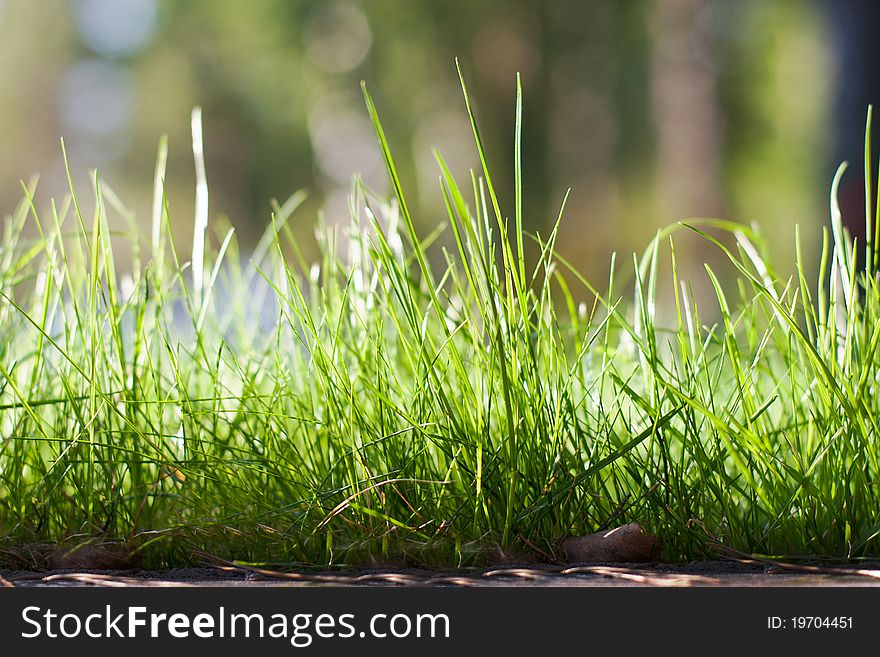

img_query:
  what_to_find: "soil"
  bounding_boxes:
[5,560,880,587]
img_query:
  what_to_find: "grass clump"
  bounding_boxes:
[1,65,879,568]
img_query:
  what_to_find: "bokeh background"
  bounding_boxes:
[1,0,877,288]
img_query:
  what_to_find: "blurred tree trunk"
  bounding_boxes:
[651,0,724,221]
[828,0,880,255]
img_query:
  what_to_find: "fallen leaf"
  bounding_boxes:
[46,544,138,570]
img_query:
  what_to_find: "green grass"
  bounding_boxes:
[2,65,880,568]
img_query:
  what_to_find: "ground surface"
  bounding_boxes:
[5,561,880,587]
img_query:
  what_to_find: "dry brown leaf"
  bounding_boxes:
[45,544,138,570]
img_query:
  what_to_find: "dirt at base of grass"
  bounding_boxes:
[5,560,880,587]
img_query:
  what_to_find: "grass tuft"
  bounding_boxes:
[1,70,879,567]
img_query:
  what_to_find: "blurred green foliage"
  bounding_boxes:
[0,0,833,286]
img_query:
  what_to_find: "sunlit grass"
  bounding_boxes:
[1,65,879,568]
